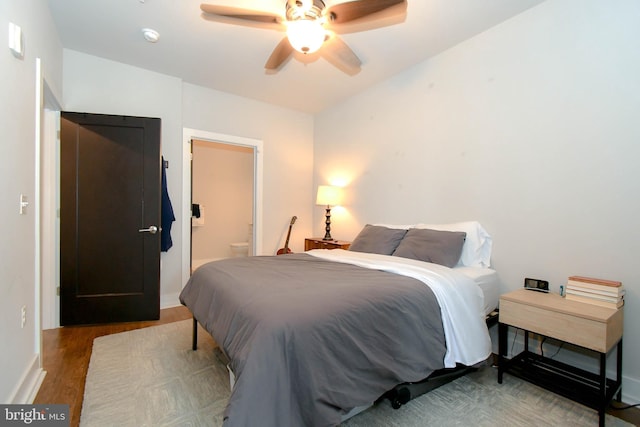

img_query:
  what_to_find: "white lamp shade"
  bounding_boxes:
[287,20,325,54]
[316,185,342,206]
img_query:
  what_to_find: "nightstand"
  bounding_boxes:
[304,238,351,251]
[498,289,623,427]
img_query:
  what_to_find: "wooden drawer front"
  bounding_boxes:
[305,239,350,251]
[312,241,336,250]
[500,299,621,353]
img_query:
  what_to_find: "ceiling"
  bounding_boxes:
[48,0,545,113]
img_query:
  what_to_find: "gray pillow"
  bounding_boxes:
[348,225,408,255]
[392,228,466,268]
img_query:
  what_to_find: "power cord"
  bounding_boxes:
[540,336,564,359]
[549,342,564,359]
[609,401,640,410]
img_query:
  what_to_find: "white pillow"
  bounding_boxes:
[372,223,414,230]
[414,221,492,268]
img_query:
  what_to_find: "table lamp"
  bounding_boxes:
[316,185,343,241]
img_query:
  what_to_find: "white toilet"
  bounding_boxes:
[230,242,249,257]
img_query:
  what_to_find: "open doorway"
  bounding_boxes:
[191,139,253,269]
[181,128,263,287]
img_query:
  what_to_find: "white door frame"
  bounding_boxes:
[40,107,60,330]
[40,63,62,331]
[181,128,263,287]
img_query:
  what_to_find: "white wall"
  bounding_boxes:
[0,0,62,403]
[314,0,640,402]
[182,83,315,256]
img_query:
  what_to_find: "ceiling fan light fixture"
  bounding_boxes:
[286,20,325,54]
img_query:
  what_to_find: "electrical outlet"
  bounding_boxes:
[21,306,26,328]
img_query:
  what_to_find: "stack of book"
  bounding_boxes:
[565,276,624,309]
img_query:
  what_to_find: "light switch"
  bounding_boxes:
[19,194,28,215]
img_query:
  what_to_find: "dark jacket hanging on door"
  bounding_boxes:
[161,156,175,251]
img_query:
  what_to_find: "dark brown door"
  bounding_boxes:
[60,112,161,325]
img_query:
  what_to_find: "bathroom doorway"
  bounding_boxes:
[191,139,254,270]
[181,128,263,287]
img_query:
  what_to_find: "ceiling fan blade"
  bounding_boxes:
[326,2,407,34]
[325,0,407,25]
[265,37,295,71]
[321,34,362,76]
[200,4,284,29]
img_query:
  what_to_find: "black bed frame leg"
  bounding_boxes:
[192,316,198,351]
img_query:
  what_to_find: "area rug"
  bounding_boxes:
[81,320,631,427]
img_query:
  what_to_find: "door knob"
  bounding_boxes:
[138,225,158,234]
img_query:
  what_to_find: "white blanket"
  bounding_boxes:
[307,249,492,367]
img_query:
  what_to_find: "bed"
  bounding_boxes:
[180,221,496,427]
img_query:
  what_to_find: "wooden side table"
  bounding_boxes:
[304,238,351,251]
[498,289,623,427]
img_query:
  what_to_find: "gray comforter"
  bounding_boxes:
[180,253,447,427]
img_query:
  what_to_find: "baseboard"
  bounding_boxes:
[622,374,640,405]
[160,291,181,310]
[10,355,46,404]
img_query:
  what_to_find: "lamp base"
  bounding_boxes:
[323,206,332,241]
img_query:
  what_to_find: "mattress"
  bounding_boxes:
[455,266,499,316]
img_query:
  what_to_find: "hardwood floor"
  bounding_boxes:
[33,306,192,427]
[34,305,640,427]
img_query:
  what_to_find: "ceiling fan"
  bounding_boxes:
[200,0,408,75]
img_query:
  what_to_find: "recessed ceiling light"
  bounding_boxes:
[142,28,159,43]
